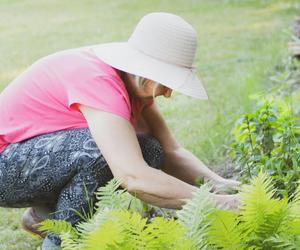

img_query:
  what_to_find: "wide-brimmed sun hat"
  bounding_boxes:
[93,12,208,99]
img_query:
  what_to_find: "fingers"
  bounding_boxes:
[211,179,242,194]
[214,194,241,211]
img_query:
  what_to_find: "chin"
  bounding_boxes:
[138,95,155,101]
[135,92,153,99]
[141,96,154,100]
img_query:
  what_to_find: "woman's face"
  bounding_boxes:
[134,77,173,99]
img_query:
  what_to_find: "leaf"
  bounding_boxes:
[177,184,216,249]
[207,210,243,250]
[60,232,82,250]
[240,173,278,234]
[81,214,125,250]
[39,219,78,239]
[144,217,192,250]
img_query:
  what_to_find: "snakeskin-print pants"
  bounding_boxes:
[0,128,164,247]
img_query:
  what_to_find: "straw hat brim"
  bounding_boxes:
[92,42,208,99]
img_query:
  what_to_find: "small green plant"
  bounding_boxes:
[230,97,300,198]
[206,172,300,249]
[39,179,194,250]
[40,173,300,250]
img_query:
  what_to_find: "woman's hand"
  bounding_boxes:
[214,193,241,211]
[210,178,241,194]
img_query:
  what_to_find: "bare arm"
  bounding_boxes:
[78,104,198,209]
[163,148,225,184]
[142,103,240,191]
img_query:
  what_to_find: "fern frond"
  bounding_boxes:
[287,219,300,235]
[144,217,193,250]
[263,235,300,250]
[81,215,125,250]
[94,178,144,213]
[238,172,299,249]
[80,210,150,250]
[177,184,216,249]
[94,178,125,210]
[113,210,149,250]
[255,199,289,237]
[289,185,300,220]
[207,210,243,250]
[76,208,111,236]
[79,209,192,250]
[241,172,279,234]
[39,219,78,239]
[121,192,144,213]
[60,232,82,250]
[77,179,144,236]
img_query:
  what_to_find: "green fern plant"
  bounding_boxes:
[41,209,193,250]
[40,174,300,250]
[206,210,243,250]
[206,173,300,250]
[96,210,192,249]
[176,184,215,249]
[39,179,194,250]
[39,219,78,240]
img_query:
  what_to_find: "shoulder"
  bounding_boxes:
[31,46,118,78]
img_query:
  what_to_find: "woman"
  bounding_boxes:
[0,12,240,249]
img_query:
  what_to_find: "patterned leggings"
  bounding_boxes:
[0,128,164,247]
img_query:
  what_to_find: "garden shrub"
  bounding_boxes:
[230,97,300,198]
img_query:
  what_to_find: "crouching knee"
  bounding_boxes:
[137,134,165,169]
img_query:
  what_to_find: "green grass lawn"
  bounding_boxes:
[0,0,299,249]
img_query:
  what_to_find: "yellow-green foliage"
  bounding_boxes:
[39,219,78,240]
[41,210,192,250]
[207,173,300,250]
[81,210,192,250]
[40,174,300,250]
[207,210,243,250]
[39,179,193,250]
[176,184,216,249]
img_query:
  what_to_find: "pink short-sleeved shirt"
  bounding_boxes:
[0,46,153,153]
